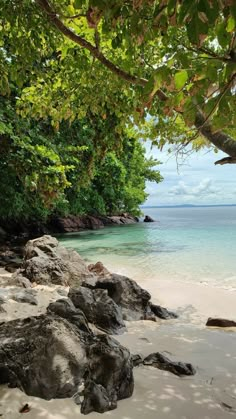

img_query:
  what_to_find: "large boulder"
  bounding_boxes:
[13,235,92,286]
[69,286,126,334]
[83,273,152,321]
[83,273,176,322]
[0,314,134,414]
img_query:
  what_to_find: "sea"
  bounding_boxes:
[58,206,236,291]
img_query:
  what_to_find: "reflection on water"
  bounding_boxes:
[58,207,236,290]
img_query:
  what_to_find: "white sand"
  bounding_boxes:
[1,270,236,418]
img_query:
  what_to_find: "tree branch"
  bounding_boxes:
[36,0,236,164]
[36,0,167,102]
[195,110,236,163]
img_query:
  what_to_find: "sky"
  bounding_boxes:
[144,143,236,206]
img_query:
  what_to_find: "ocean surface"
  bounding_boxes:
[59,207,236,290]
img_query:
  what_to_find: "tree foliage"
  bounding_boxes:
[0,94,162,220]
[1,0,236,164]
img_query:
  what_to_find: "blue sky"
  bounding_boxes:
[144,143,236,206]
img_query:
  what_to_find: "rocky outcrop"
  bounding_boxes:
[143,215,155,222]
[143,352,196,376]
[0,314,134,414]
[13,235,93,286]
[206,317,236,327]
[48,214,138,233]
[69,287,126,335]
[82,272,177,322]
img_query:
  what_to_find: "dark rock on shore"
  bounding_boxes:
[69,286,126,335]
[13,235,93,286]
[47,298,91,334]
[150,304,178,319]
[82,272,177,322]
[131,354,143,367]
[143,352,196,376]
[206,317,236,327]
[0,314,134,414]
[144,215,155,222]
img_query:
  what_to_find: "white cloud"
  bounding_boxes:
[144,143,236,206]
[168,178,220,197]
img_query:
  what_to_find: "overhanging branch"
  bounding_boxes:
[195,111,236,164]
[36,0,168,101]
[36,0,236,164]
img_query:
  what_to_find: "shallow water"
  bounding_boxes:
[58,207,236,290]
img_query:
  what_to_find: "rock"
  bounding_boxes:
[47,298,91,334]
[143,215,155,222]
[83,334,133,413]
[83,273,154,321]
[10,289,37,305]
[0,315,87,399]
[143,352,196,376]
[57,288,68,297]
[0,314,134,414]
[206,317,236,327]
[81,380,113,414]
[88,262,110,277]
[131,354,143,367]
[150,304,178,319]
[14,235,92,286]
[11,272,32,288]
[4,258,22,273]
[48,215,104,233]
[69,286,126,335]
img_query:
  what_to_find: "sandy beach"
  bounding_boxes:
[0,268,236,419]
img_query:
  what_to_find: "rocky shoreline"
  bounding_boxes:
[0,214,139,242]
[0,235,195,415]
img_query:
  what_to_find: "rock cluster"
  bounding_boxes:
[12,235,92,287]
[0,235,195,415]
[0,313,133,414]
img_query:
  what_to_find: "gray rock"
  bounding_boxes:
[57,288,68,297]
[0,314,134,414]
[69,287,126,335]
[150,304,178,319]
[10,289,38,305]
[14,235,92,286]
[143,352,196,376]
[81,380,113,414]
[206,317,236,327]
[11,272,32,288]
[131,354,143,367]
[47,298,91,334]
[83,273,152,321]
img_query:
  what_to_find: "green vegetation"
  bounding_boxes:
[0,94,162,221]
[0,0,236,221]
[1,0,236,165]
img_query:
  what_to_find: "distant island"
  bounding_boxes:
[141,204,236,208]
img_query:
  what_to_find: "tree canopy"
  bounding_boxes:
[1,0,236,165]
[0,93,162,220]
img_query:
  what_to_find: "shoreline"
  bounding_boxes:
[1,262,236,418]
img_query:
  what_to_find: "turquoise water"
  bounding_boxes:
[59,207,236,290]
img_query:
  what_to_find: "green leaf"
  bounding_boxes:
[74,0,83,9]
[174,70,188,90]
[226,17,235,33]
